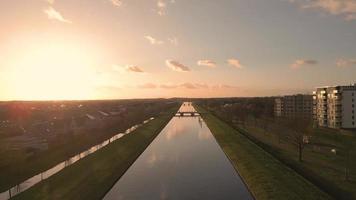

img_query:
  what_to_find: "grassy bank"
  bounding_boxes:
[195,105,332,200]
[13,106,178,200]
[234,124,356,200]
[0,101,177,191]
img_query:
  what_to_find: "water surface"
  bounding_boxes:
[104,103,252,200]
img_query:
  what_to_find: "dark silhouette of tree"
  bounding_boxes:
[341,134,353,181]
[284,117,312,162]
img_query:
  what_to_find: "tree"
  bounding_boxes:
[232,104,248,128]
[260,115,271,135]
[285,117,312,162]
[340,134,353,181]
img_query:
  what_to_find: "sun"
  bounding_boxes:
[6,42,97,100]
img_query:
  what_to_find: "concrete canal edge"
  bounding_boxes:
[12,105,179,200]
[194,105,332,200]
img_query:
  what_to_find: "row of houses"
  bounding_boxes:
[274,84,356,129]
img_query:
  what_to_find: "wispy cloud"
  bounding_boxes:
[168,37,179,46]
[197,59,217,68]
[180,82,197,89]
[112,65,145,73]
[43,7,72,23]
[138,82,238,90]
[166,60,190,72]
[144,35,164,45]
[336,58,356,67]
[227,58,243,69]
[138,83,157,89]
[160,83,179,89]
[291,59,318,69]
[287,0,356,21]
[126,65,144,72]
[212,84,240,89]
[45,0,55,4]
[157,0,167,16]
[109,0,122,7]
[156,0,175,16]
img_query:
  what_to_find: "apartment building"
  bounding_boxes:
[274,94,313,119]
[313,84,356,129]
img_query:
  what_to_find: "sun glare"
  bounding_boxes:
[7,42,97,100]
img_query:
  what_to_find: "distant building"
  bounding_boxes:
[274,94,313,119]
[313,84,356,129]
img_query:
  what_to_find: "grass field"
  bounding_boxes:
[236,120,356,200]
[195,105,332,200]
[0,101,178,191]
[12,106,178,200]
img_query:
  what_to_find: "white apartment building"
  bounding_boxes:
[313,84,356,129]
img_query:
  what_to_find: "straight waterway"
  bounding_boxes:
[104,103,253,200]
[0,118,154,200]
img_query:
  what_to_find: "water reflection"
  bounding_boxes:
[104,103,252,200]
[0,117,154,200]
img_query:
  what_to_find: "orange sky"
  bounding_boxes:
[0,0,355,100]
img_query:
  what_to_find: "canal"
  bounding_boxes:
[104,102,252,200]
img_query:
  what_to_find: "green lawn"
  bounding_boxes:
[195,105,332,200]
[236,121,356,200]
[12,106,178,200]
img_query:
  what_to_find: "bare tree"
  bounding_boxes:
[234,106,248,128]
[341,134,353,181]
[285,118,312,162]
[260,115,271,135]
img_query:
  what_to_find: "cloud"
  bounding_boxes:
[144,36,164,45]
[210,84,240,90]
[291,59,318,69]
[45,0,55,4]
[160,83,207,89]
[195,83,209,89]
[180,82,197,89]
[157,0,167,16]
[138,82,239,90]
[197,59,217,68]
[227,58,243,69]
[156,0,175,16]
[166,60,190,72]
[109,0,122,7]
[336,58,356,67]
[168,37,179,46]
[138,83,157,89]
[112,65,145,73]
[126,65,144,72]
[160,83,179,89]
[43,7,72,23]
[288,0,356,21]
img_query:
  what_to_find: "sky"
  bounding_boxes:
[0,0,355,100]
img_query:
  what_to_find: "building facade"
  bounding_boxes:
[313,84,356,129]
[274,94,313,119]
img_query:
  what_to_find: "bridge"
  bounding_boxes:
[176,111,199,117]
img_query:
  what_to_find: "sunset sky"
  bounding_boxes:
[0,0,355,100]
